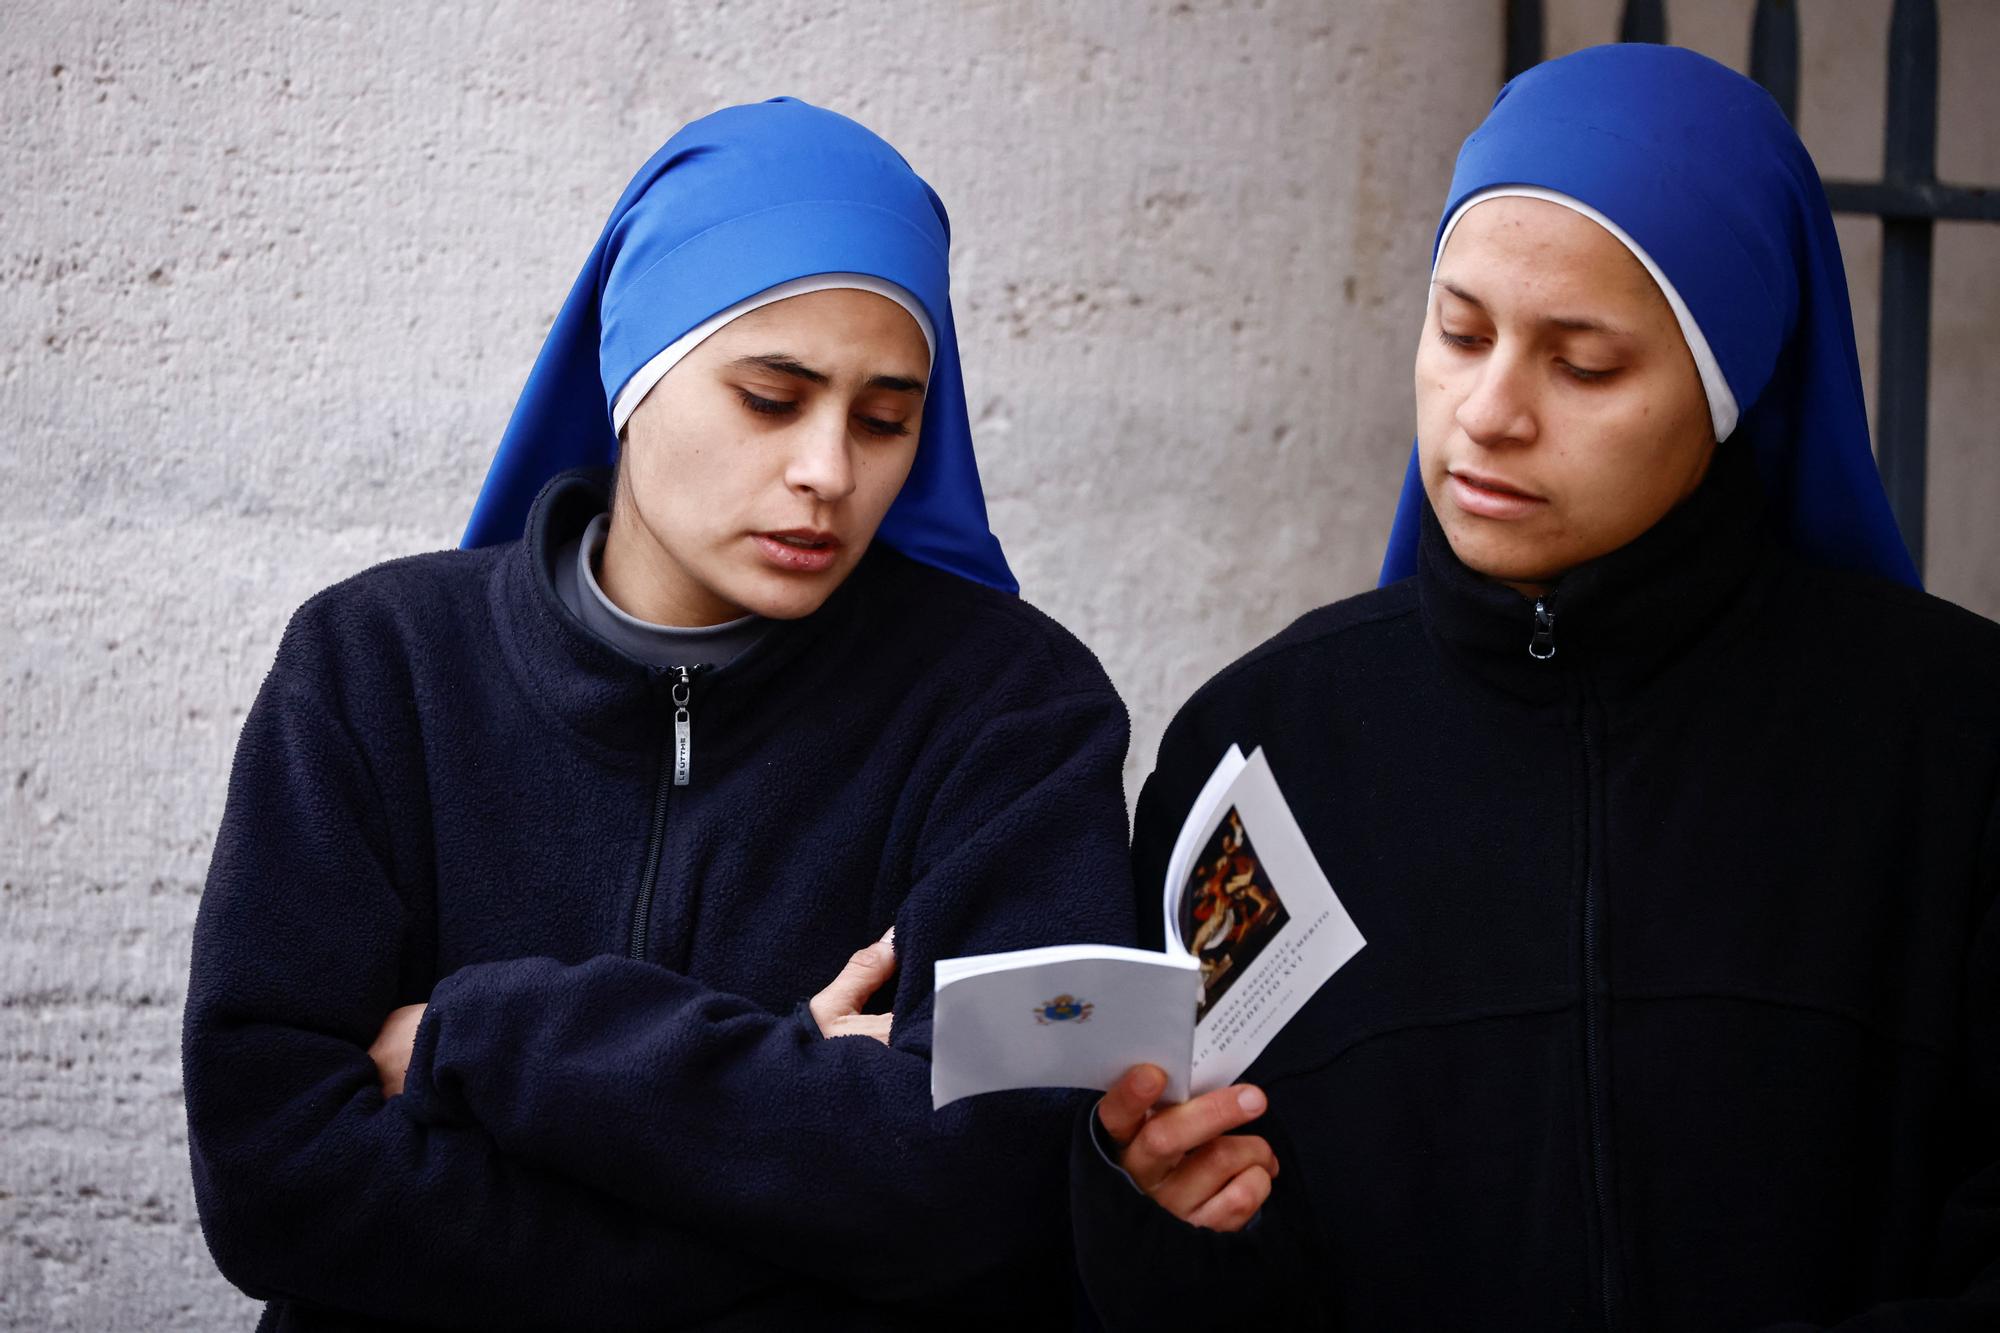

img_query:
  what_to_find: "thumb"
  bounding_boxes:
[1098,1063,1167,1146]
[812,926,898,1020]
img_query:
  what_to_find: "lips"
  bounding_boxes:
[1445,469,1547,521]
[763,528,839,549]
[751,529,842,573]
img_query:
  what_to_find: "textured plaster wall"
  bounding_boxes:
[2,2,1498,1325]
[7,2,1997,1328]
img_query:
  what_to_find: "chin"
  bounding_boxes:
[746,591,836,621]
[723,570,850,621]
[1442,523,1568,589]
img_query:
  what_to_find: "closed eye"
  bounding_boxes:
[738,389,796,416]
[738,386,910,437]
[856,415,910,438]
[1559,361,1618,384]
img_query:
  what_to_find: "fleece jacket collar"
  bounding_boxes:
[1415,438,1769,708]
[485,467,860,755]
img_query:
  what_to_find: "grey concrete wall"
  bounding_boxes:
[1,2,1498,1325]
[6,1,1996,1327]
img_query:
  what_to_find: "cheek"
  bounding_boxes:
[857,442,920,521]
[1412,348,1453,441]
[1412,337,1448,392]
[1550,389,1702,536]
[628,424,749,540]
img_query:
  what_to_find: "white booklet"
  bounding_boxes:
[931,745,1365,1108]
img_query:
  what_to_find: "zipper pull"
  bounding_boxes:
[671,666,694,786]
[1528,597,1557,661]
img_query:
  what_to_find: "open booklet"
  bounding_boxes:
[931,745,1365,1108]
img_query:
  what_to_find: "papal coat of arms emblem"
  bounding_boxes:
[1033,994,1093,1024]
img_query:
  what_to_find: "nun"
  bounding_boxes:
[183,99,1133,1330]
[1073,44,2000,1331]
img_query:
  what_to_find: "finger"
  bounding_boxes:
[1148,1135,1278,1219]
[1098,1064,1168,1147]
[821,1013,893,1044]
[1184,1164,1272,1233]
[808,928,899,1027]
[369,1003,425,1097]
[1125,1084,1268,1181]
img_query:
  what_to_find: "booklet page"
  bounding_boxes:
[931,946,1201,1108]
[1172,747,1366,1094]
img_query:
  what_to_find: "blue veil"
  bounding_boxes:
[1378,44,1918,589]
[462,98,1017,595]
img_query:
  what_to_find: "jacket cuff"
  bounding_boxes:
[790,999,824,1040]
[1085,1096,1148,1195]
[1069,1101,1276,1326]
[395,986,459,1126]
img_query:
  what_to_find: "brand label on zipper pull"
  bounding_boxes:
[671,669,693,786]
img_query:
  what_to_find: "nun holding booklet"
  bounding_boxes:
[1072,45,2000,1332]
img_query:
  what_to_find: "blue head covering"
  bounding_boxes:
[1378,44,1918,589]
[462,98,1017,595]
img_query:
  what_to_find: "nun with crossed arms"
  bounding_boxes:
[183,101,1134,1330]
[1075,45,2000,1332]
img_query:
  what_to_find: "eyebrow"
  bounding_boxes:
[730,354,926,396]
[1434,280,1632,338]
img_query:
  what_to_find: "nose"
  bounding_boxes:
[783,407,857,504]
[1454,347,1537,449]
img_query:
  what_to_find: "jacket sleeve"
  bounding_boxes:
[183,653,789,1329]
[392,684,1138,1310]
[1069,1095,1325,1329]
[1066,718,1325,1329]
[1755,793,2000,1333]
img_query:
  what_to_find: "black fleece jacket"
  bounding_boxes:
[183,469,1135,1331]
[1073,443,2000,1332]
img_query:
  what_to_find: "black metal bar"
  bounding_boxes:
[1749,0,1799,123]
[1824,179,2000,223]
[1620,0,1667,44]
[1505,0,1544,81]
[1875,0,1940,575]
[1884,0,1939,179]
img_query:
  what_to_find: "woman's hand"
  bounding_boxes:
[808,927,897,1043]
[1097,1063,1277,1232]
[369,1002,427,1098]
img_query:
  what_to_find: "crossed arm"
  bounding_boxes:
[367,927,901,1098]
[187,662,1134,1324]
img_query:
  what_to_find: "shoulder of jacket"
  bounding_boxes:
[1182,579,1420,715]
[1770,554,2000,686]
[1750,556,2000,765]
[864,549,1120,703]
[292,544,493,624]
[274,545,502,696]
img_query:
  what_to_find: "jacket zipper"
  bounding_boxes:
[1579,712,1614,1329]
[1529,595,1557,660]
[1529,597,1616,1329]
[627,666,697,961]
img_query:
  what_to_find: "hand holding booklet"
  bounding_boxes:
[931,745,1365,1108]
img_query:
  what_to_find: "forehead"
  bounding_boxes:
[708,287,929,364]
[1435,196,1667,322]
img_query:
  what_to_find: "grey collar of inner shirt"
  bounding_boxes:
[559,513,768,671]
